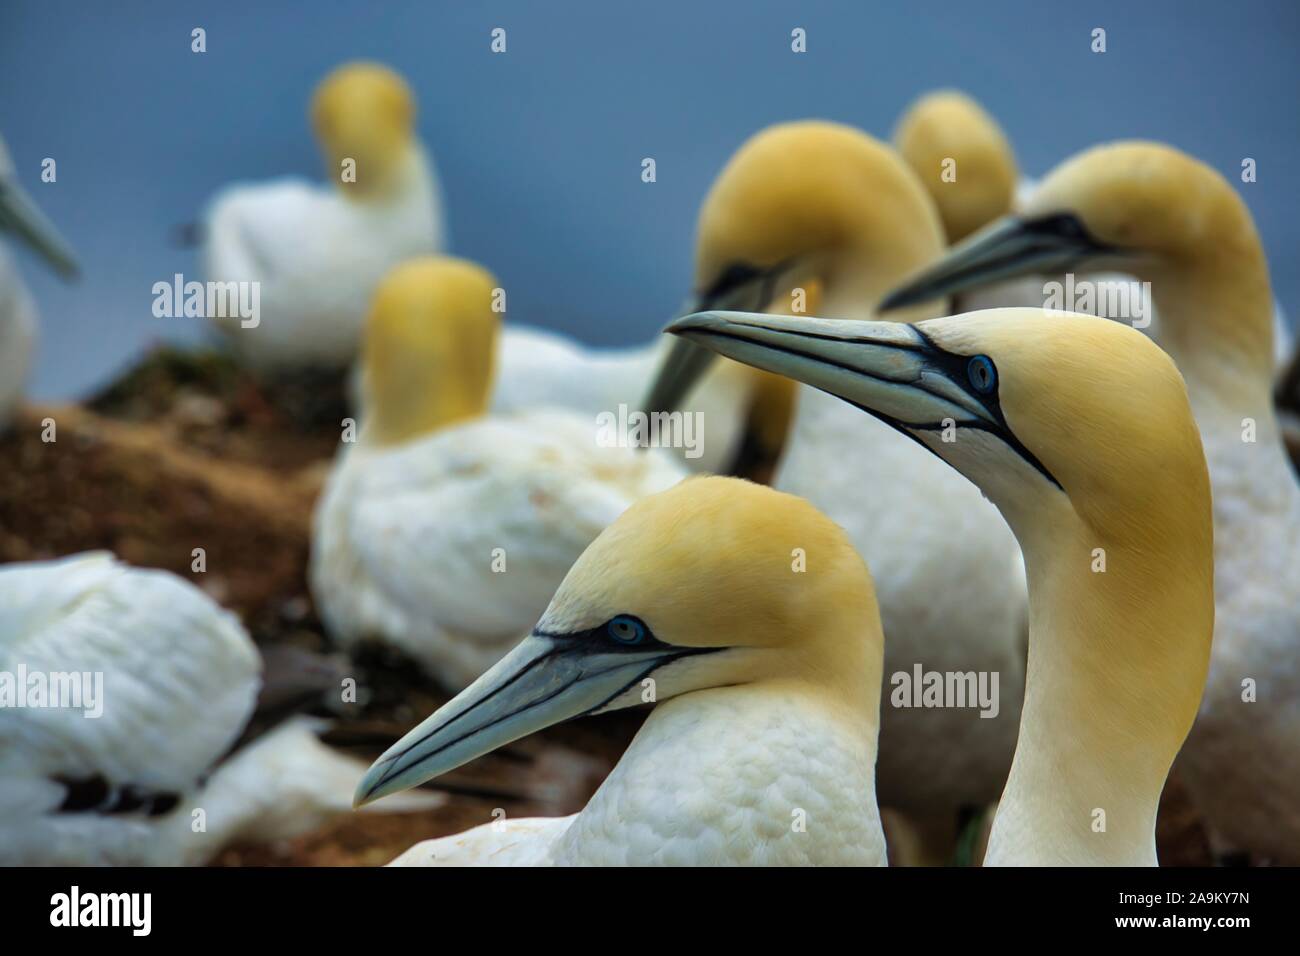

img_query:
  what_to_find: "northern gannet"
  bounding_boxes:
[0,552,431,865]
[310,257,684,691]
[0,134,79,427]
[355,476,889,866]
[669,308,1215,866]
[642,121,1027,860]
[200,61,444,370]
[893,90,1058,317]
[877,141,1300,863]
[893,90,1018,245]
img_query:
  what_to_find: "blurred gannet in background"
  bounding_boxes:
[200,61,443,370]
[894,90,1018,246]
[671,308,1215,865]
[893,90,1059,316]
[878,142,1300,863]
[310,257,683,691]
[0,552,432,865]
[642,121,1027,861]
[356,476,889,866]
[0,134,79,427]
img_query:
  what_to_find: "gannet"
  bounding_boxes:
[877,141,1300,863]
[670,307,1215,865]
[0,134,79,427]
[310,257,684,691]
[893,90,1060,318]
[894,90,1018,245]
[355,476,889,866]
[0,552,432,865]
[641,121,1027,860]
[200,61,444,370]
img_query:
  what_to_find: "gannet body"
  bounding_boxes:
[641,122,1026,853]
[360,477,889,866]
[201,62,443,370]
[672,308,1215,866]
[311,258,684,690]
[487,327,752,475]
[0,552,425,865]
[0,134,79,426]
[893,92,1045,317]
[878,141,1300,862]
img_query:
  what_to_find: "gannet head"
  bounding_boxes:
[354,475,883,806]
[644,120,946,422]
[893,90,1018,243]
[311,61,416,197]
[665,308,1212,549]
[362,256,498,446]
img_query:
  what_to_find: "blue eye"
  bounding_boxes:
[967,355,997,395]
[606,615,646,645]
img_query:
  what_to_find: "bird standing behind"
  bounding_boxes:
[200,61,443,370]
[310,257,684,691]
[641,121,1028,862]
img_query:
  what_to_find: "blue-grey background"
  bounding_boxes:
[2,0,1296,399]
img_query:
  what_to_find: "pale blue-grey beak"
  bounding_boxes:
[878,212,1117,313]
[665,310,1060,488]
[354,631,703,807]
[0,172,79,279]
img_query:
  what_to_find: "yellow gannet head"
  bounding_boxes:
[665,308,1211,551]
[311,61,416,197]
[693,120,945,319]
[893,90,1018,243]
[362,256,498,446]
[878,142,1273,372]
[354,476,883,805]
[643,120,946,424]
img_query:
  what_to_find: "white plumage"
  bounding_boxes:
[201,146,443,369]
[0,552,434,865]
[312,409,685,689]
[391,684,885,866]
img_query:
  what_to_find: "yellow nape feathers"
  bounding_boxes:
[694,120,946,306]
[311,61,416,194]
[363,256,499,446]
[545,476,883,697]
[1026,140,1276,382]
[894,90,1018,243]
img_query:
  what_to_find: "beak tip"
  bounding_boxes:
[664,310,721,337]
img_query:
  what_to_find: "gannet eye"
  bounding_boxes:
[606,615,646,645]
[967,355,998,395]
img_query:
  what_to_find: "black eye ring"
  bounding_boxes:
[967,355,998,395]
[606,615,646,645]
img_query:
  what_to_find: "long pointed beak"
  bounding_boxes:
[354,634,692,807]
[878,214,1111,313]
[0,177,79,279]
[641,333,720,413]
[665,310,998,430]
